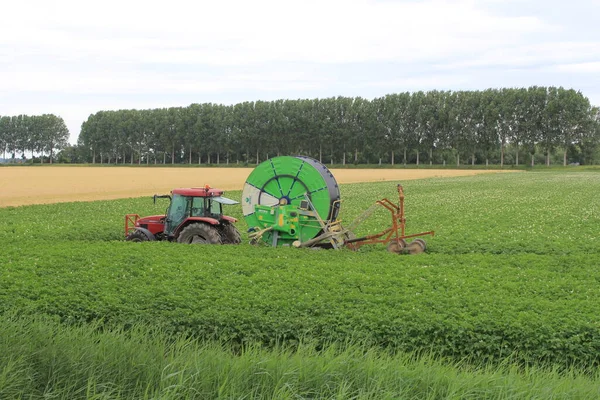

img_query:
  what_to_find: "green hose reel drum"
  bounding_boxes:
[242,156,341,246]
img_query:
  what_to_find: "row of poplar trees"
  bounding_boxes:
[0,114,69,163]
[74,87,599,166]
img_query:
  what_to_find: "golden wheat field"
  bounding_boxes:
[0,166,519,207]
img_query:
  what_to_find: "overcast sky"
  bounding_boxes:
[1,0,599,144]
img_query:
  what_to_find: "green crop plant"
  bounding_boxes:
[1,314,599,399]
[0,171,599,370]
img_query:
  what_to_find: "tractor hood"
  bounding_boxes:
[136,215,165,225]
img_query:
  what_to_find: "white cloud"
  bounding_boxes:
[555,62,600,73]
[437,41,600,70]
[1,0,553,66]
[0,0,599,144]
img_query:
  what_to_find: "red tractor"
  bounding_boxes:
[125,185,241,244]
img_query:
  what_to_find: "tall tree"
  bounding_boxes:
[448,91,478,166]
[0,116,8,160]
[557,88,591,166]
[523,87,547,166]
[479,89,500,167]
[45,114,69,163]
[507,88,528,166]
[497,89,513,167]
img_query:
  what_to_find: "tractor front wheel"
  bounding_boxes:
[177,223,222,245]
[220,223,242,244]
[126,230,150,242]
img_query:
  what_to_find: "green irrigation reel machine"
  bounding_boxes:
[242,156,434,254]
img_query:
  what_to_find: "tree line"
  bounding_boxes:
[76,87,600,166]
[3,87,599,166]
[0,114,69,163]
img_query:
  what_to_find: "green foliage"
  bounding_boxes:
[0,114,69,163]
[74,88,600,166]
[1,315,599,399]
[1,172,600,368]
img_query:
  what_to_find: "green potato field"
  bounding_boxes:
[1,171,600,383]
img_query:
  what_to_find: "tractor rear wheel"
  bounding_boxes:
[126,230,149,242]
[220,223,242,244]
[177,223,222,245]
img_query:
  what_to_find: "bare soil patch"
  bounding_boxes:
[0,166,519,207]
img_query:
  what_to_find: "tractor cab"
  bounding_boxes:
[164,187,239,236]
[125,185,241,245]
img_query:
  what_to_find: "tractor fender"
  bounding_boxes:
[185,216,220,225]
[132,227,157,241]
[221,215,238,223]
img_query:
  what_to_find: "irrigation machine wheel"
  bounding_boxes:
[386,238,408,254]
[406,238,427,255]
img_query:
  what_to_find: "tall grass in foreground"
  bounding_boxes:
[1,316,598,399]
